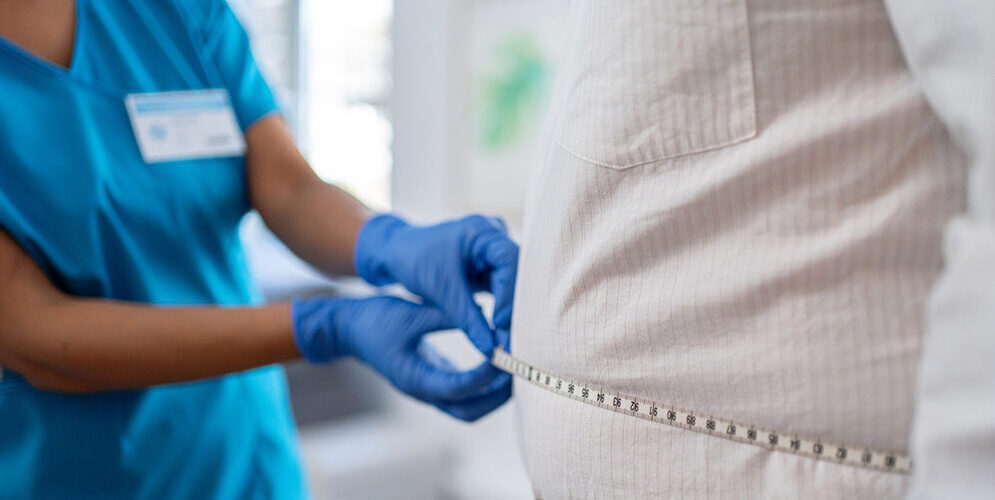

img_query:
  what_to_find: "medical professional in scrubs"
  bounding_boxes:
[0,0,518,498]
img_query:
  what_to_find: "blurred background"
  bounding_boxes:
[228,0,568,498]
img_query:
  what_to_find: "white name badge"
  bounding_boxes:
[125,89,246,163]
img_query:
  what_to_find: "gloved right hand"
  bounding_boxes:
[291,295,511,422]
[353,214,519,357]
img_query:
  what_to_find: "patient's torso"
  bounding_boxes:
[512,0,966,497]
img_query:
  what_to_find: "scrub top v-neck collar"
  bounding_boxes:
[0,0,89,82]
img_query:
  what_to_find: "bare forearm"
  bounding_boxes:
[265,179,371,276]
[245,115,372,276]
[2,298,299,393]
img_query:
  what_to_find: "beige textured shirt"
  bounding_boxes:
[511,0,973,497]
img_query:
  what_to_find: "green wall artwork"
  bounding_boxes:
[475,34,551,153]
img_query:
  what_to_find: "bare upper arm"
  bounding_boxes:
[0,228,65,369]
[0,229,60,309]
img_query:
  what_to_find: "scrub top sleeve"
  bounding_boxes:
[198,0,279,131]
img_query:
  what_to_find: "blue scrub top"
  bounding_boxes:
[0,1,305,498]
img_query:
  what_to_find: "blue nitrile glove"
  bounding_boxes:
[292,295,512,422]
[353,214,519,356]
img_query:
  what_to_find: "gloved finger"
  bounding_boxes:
[406,357,505,402]
[417,340,510,388]
[416,339,459,371]
[421,371,511,404]
[399,300,454,336]
[461,230,518,347]
[483,216,509,234]
[436,377,513,422]
[466,227,517,291]
[489,262,517,331]
[479,370,512,396]
[388,298,474,365]
[450,370,511,400]
[446,286,496,356]
[482,238,519,330]
[495,327,511,352]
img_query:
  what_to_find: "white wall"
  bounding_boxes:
[391,0,457,223]
[392,0,567,231]
[391,1,569,498]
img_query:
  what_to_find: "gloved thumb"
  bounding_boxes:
[449,289,496,356]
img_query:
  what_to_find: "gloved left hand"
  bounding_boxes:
[353,214,519,356]
[292,295,512,422]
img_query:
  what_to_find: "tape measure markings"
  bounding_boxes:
[491,348,911,474]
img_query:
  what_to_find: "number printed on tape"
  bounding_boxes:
[491,348,911,474]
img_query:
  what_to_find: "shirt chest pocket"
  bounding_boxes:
[554,0,757,170]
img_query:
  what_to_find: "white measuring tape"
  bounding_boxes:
[491,348,912,474]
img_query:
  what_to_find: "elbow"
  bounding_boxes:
[30,379,101,395]
[19,366,103,394]
[0,349,102,395]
